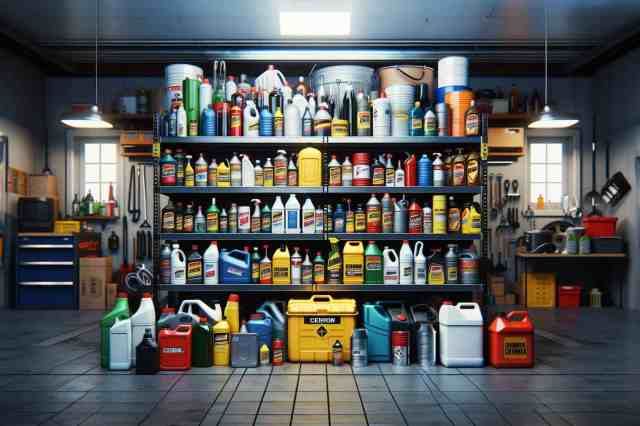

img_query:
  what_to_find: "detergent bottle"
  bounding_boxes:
[399,240,414,285]
[263,157,274,186]
[224,294,240,334]
[259,245,272,284]
[365,241,383,284]
[418,154,432,187]
[195,154,208,187]
[291,247,303,284]
[243,99,259,136]
[130,292,156,367]
[327,237,342,284]
[203,241,219,285]
[302,249,314,284]
[414,241,427,285]
[301,198,315,234]
[216,160,230,187]
[109,317,132,370]
[271,196,285,233]
[461,202,482,234]
[285,194,301,234]
[272,244,291,284]
[343,241,365,284]
[383,246,400,284]
[170,244,186,285]
[241,154,255,186]
[213,320,231,366]
[192,317,214,367]
[428,250,446,285]
[230,153,242,186]
[100,292,130,368]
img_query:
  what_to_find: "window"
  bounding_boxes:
[83,142,117,202]
[528,136,577,211]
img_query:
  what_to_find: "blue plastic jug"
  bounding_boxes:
[221,249,251,284]
[259,107,274,136]
[257,301,287,358]
[363,303,391,362]
[201,106,216,136]
[418,154,432,187]
[247,313,273,351]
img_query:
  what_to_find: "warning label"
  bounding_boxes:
[304,316,341,325]
[503,336,528,359]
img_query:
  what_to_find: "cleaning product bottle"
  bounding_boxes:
[428,250,445,285]
[194,206,206,233]
[274,106,284,136]
[243,99,260,137]
[184,155,195,187]
[325,205,334,232]
[333,203,346,233]
[201,104,216,136]
[259,103,274,136]
[230,153,242,186]
[216,159,230,187]
[284,99,301,136]
[171,244,186,285]
[272,244,291,284]
[259,245,272,284]
[160,149,177,186]
[327,237,342,284]
[383,246,399,284]
[261,202,271,233]
[399,240,413,285]
[302,106,313,136]
[254,160,264,186]
[409,101,424,136]
[354,204,366,233]
[342,156,353,186]
[461,202,481,234]
[260,344,271,366]
[271,196,285,233]
[385,154,395,187]
[228,203,238,233]
[174,202,184,232]
[251,199,262,233]
[251,247,261,283]
[302,249,314,284]
[445,244,459,284]
[274,150,288,187]
[394,159,405,187]
[343,241,364,284]
[408,199,423,234]
[365,241,383,284]
[302,198,315,234]
[160,244,172,284]
[263,157,274,187]
[177,104,187,136]
[204,241,219,285]
[418,154,432,187]
[100,293,130,368]
[413,241,427,285]
[287,155,298,186]
[285,194,301,234]
[432,153,444,186]
[207,158,217,186]
[130,292,156,368]
[425,107,437,136]
[213,320,231,366]
[175,149,185,185]
[404,154,417,187]
[195,154,208,187]
[328,154,342,186]
[224,294,240,334]
[345,199,355,233]
[109,317,132,370]
[241,154,255,186]
[313,251,326,284]
[366,194,382,233]
[291,246,303,284]
[219,208,228,232]
[187,245,203,284]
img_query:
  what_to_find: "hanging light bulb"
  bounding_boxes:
[529,9,579,129]
[60,0,112,129]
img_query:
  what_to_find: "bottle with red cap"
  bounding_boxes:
[408,200,423,234]
[404,154,417,186]
[224,294,240,334]
[130,292,156,368]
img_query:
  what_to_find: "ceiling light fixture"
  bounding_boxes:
[61,0,112,129]
[280,12,351,36]
[529,9,579,129]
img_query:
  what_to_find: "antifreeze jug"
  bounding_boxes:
[130,292,156,367]
[192,317,214,367]
[257,301,287,359]
[220,249,251,283]
[178,299,222,324]
[136,328,160,375]
[109,317,132,370]
[247,313,273,351]
[213,320,231,366]
[363,303,391,362]
[100,292,130,368]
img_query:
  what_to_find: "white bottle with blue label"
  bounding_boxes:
[285,194,301,234]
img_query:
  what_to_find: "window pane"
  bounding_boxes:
[85,144,100,163]
[547,144,563,163]
[530,144,546,162]
[85,165,99,182]
[547,183,562,203]
[531,183,546,204]
[86,183,100,200]
[101,144,117,163]
[101,164,117,183]
[530,164,546,182]
[547,164,562,182]
[100,184,111,202]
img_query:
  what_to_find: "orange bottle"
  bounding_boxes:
[488,311,534,368]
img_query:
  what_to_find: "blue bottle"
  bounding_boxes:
[168,108,178,137]
[247,313,273,351]
[333,203,346,233]
[259,106,274,136]
[417,154,433,187]
[409,101,424,136]
[200,105,216,136]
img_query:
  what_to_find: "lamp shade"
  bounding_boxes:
[60,105,113,129]
[528,105,579,129]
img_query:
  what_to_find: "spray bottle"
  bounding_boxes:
[399,240,413,285]
[413,241,427,285]
[251,199,262,233]
[291,246,302,284]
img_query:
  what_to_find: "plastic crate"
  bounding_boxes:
[54,220,81,234]
[558,286,582,308]
[520,272,556,308]
[583,216,617,237]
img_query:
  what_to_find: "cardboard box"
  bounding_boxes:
[79,257,113,310]
[29,175,58,198]
[77,232,102,257]
[494,295,506,304]
[491,282,505,297]
[106,283,118,309]
[505,294,517,305]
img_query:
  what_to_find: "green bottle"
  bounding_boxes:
[191,317,213,367]
[206,197,220,233]
[261,204,271,233]
[365,241,383,284]
[327,238,341,284]
[251,246,261,283]
[100,293,130,368]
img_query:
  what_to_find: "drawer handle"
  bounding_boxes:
[18,281,74,287]
[19,244,74,249]
[19,261,74,266]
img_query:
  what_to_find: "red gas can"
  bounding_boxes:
[404,154,417,187]
[159,324,193,370]
[488,311,534,368]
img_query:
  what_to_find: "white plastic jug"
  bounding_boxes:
[204,241,220,285]
[399,241,413,285]
[383,247,399,284]
[271,196,285,234]
[413,241,427,285]
[241,154,255,187]
[285,194,301,234]
[109,317,131,370]
[129,293,156,367]
[171,244,186,285]
[178,299,223,324]
[284,100,301,136]
[243,100,260,137]
[438,302,484,367]
[301,198,315,234]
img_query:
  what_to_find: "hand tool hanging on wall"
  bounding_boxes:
[128,165,141,223]
[503,179,510,208]
[123,264,153,294]
[583,113,603,215]
[120,216,134,287]
[489,173,496,218]
[137,165,152,260]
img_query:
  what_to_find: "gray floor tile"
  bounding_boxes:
[3,375,77,391]
[392,391,437,404]
[184,366,235,375]
[80,412,147,425]
[263,391,295,402]
[426,375,479,391]
[327,364,353,375]
[200,413,222,426]
[254,414,291,425]
[447,414,474,425]
[329,391,360,401]
[328,375,357,391]
[225,401,260,415]
[232,391,264,402]
[330,400,364,414]
[259,401,294,414]
[79,391,166,403]
[363,401,400,414]
[385,375,429,391]
[440,391,489,403]
[360,391,394,402]
[219,413,256,425]
[462,412,509,426]
[379,364,424,375]
[215,391,235,403]
[331,414,368,425]
[141,408,208,425]
[537,412,572,426]
[267,376,298,391]
[294,401,329,414]
[397,403,447,415]
[366,413,407,425]
[222,375,243,392]
[300,364,326,375]
[172,374,229,391]
[245,366,273,375]
[297,390,327,401]
[291,414,329,425]
[272,364,301,375]
[467,374,590,391]
[47,411,94,426]
[237,375,269,390]
[298,375,326,391]
[499,411,550,426]
[352,364,383,375]
[356,375,388,391]
[483,391,544,403]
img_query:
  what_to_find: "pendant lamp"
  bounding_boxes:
[61,0,112,129]
[529,9,579,129]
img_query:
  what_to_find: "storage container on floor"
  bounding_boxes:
[109,317,132,370]
[488,311,534,368]
[159,324,192,370]
[362,302,391,362]
[287,295,357,362]
[257,301,287,359]
[130,293,156,367]
[379,301,418,363]
[100,293,130,369]
[438,302,484,367]
[520,272,556,308]
[178,299,222,324]
[231,332,259,367]
[247,313,273,351]
[558,286,582,308]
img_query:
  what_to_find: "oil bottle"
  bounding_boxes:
[207,158,217,186]
[251,199,262,233]
[302,198,315,234]
[271,196,285,233]
[345,200,355,233]
[461,202,481,234]
[356,91,371,136]
[424,106,437,136]
[394,159,405,187]
[385,154,395,187]
[408,199,422,234]
[187,245,203,284]
[272,244,291,284]
[183,203,194,233]
[274,150,288,187]
[464,100,480,137]
[428,250,445,285]
[263,158,274,187]
[254,160,264,186]
[432,153,444,187]
[413,241,427,285]
[251,246,261,283]
[291,247,302,284]
[175,149,185,186]
[302,249,314,284]
[259,245,272,284]
[184,155,195,187]
[324,205,334,232]
[333,203,346,233]
[314,104,332,137]
[160,149,177,186]
[216,160,230,187]
[447,196,461,233]
[371,156,385,186]
[175,202,184,232]
[343,241,364,284]
[381,193,393,233]
[228,203,238,233]
[302,106,313,136]
[342,156,353,186]
[366,194,382,233]
[274,106,284,136]
[219,208,228,232]
[230,153,242,187]
[287,156,298,186]
[466,151,480,186]
[328,155,342,186]
[355,204,366,232]
[313,251,326,284]
[327,238,342,284]
[443,150,454,186]
[445,244,458,284]
[194,206,206,233]
[365,241,383,284]
[409,101,424,136]
[452,149,466,186]
[161,200,175,233]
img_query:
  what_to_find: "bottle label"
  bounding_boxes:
[382,211,393,231]
[302,265,313,284]
[273,266,289,281]
[408,212,422,233]
[183,216,194,232]
[261,215,271,232]
[303,119,313,136]
[195,170,208,187]
[329,166,341,186]
[217,169,229,185]
[331,119,349,137]
[188,120,198,136]
[219,217,228,232]
[327,256,341,278]
[274,165,287,186]
[429,264,445,284]
[238,212,250,229]
[274,116,283,131]
[260,263,272,283]
[230,114,241,130]
[366,207,381,232]
[248,119,259,132]
[313,264,325,283]
[366,255,382,271]
[251,262,260,282]
[204,262,217,280]
[345,213,354,233]
[357,111,371,129]
[411,117,423,130]
[160,259,171,283]
[272,211,283,231]
[314,118,331,135]
[353,165,370,181]
[345,263,363,277]
[255,170,264,186]
[453,163,466,186]
[303,211,315,231]
[287,211,299,230]
[288,171,298,186]
[315,210,324,233]
[206,213,218,232]
[448,208,461,233]
[184,171,194,187]
[372,167,385,186]
[175,214,183,232]
[251,216,261,233]
[467,159,479,185]
[162,212,175,232]
[447,266,458,283]
[264,169,274,186]
[466,114,479,136]
[342,165,353,182]
[355,213,366,232]
[425,116,437,135]
[385,168,395,186]
[228,213,237,232]
[187,260,202,280]
[394,112,408,121]
[161,163,176,185]
[334,217,344,232]
[207,168,217,186]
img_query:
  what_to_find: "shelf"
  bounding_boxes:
[157,283,483,293]
[488,113,532,126]
[69,216,119,222]
[327,233,481,241]
[327,136,481,145]
[159,186,323,194]
[160,136,323,145]
[317,284,483,293]
[158,136,481,146]
[516,252,626,259]
[158,284,314,292]
[160,233,322,241]
[327,186,481,195]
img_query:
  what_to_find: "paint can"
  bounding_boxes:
[391,330,409,367]
[351,328,368,368]
[433,195,447,235]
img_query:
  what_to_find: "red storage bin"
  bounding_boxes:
[583,216,617,237]
[558,286,582,308]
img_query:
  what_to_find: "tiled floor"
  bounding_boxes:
[1,308,640,425]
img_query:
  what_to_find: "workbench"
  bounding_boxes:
[515,251,627,308]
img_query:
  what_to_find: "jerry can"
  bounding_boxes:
[287,295,357,362]
[221,249,251,283]
[272,246,291,284]
[379,301,417,363]
[342,241,364,284]
[231,332,259,368]
[439,302,483,367]
[192,317,214,367]
[247,313,273,351]
[489,311,534,368]
[159,324,192,370]
[362,303,391,362]
[100,292,130,368]
[178,299,222,324]
[257,301,287,359]
[297,147,322,187]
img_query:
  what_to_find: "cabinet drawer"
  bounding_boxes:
[17,236,75,263]
[17,286,76,309]
[17,266,75,283]
[488,127,525,149]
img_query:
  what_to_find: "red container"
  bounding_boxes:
[558,286,581,308]
[404,154,417,186]
[159,324,192,370]
[583,215,617,237]
[408,200,422,233]
[352,152,371,186]
[489,311,534,368]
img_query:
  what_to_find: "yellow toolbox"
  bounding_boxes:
[54,220,81,234]
[287,295,358,362]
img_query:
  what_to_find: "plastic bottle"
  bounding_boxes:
[274,150,288,187]
[461,203,481,235]
[160,149,177,186]
[263,157,274,187]
[249,199,261,233]
[135,328,159,375]
[445,244,459,284]
[177,104,187,137]
[394,159,405,187]
[302,249,313,284]
[160,244,172,284]
[274,106,284,136]
[261,203,271,232]
[100,293,130,368]
[302,198,315,234]
[254,160,264,187]
[216,160,230,187]
[394,196,408,233]
[404,154,417,187]
[126,292,155,365]
[207,198,219,232]
[341,156,353,186]
[287,156,298,186]
[272,244,291,284]
[385,154,395,187]
[408,199,423,234]
[194,206,206,233]
[260,344,271,366]
[174,202,184,232]
[409,101,424,136]
[184,155,195,187]
[243,100,259,136]
[284,99,301,136]
[302,106,313,136]
[230,153,242,186]
[354,204,366,233]
[345,200,355,233]
[424,107,437,136]
[213,320,231,366]
[109,317,132,370]
[418,154,433,187]
[285,194,301,234]
[432,153,444,186]
[207,158,217,186]
[333,203,346,233]
[259,245,272,284]
[371,156,385,186]
[271,196,285,233]
[399,241,413,285]
[428,250,445,285]
[365,241,383,284]
[313,251,326,284]
[200,105,216,136]
[414,241,427,285]
[238,204,251,233]
[259,104,274,136]
[423,206,433,234]
[219,208,228,232]
[168,108,178,137]
[328,155,342,186]
[356,91,371,136]
[192,317,214,367]
[228,203,238,233]
[327,238,342,284]
[187,245,203,284]
[223,294,240,334]
[366,194,382,233]
[241,154,255,187]
[204,241,219,285]
[291,246,303,284]
[247,246,259,283]
[313,104,332,137]
[171,244,186,285]
[383,246,399,284]
[183,203,195,232]
[225,76,237,102]
[381,193,393,233]
[161,200,176,233]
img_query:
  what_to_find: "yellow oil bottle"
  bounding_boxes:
[213,320,230,366]
[297,147,322,187]
[327,237,342,284]
[461,203,481,234]
[272,244,291,284]
[342,241,364,284]
[216,160,231,187]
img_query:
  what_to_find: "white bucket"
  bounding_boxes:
[165,64,204,110]
[437,57,469,88]
[372,98,391,137]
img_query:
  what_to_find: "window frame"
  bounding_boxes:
[79,140,120,203]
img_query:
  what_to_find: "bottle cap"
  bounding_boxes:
[250,313,265,320]
[200,316,208,324]
[143,292,152,298]
[117,292,128,299]
[161,307,175,314]
[397,313,407,321]
[228,293,240,302]
[442,300,453,305]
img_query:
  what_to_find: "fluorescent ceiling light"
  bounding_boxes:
[280,12,350,36]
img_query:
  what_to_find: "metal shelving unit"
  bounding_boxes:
[160,233,323,241]
[326,233,481,242]
[326,186,481,195]
[159,186,324,194]
[157,284,482,293]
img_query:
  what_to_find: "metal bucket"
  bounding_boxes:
[350,328,368,368]
[378,65,434,100]
[310,65,375,103]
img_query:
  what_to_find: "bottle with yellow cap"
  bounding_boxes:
[213,320,230,366]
